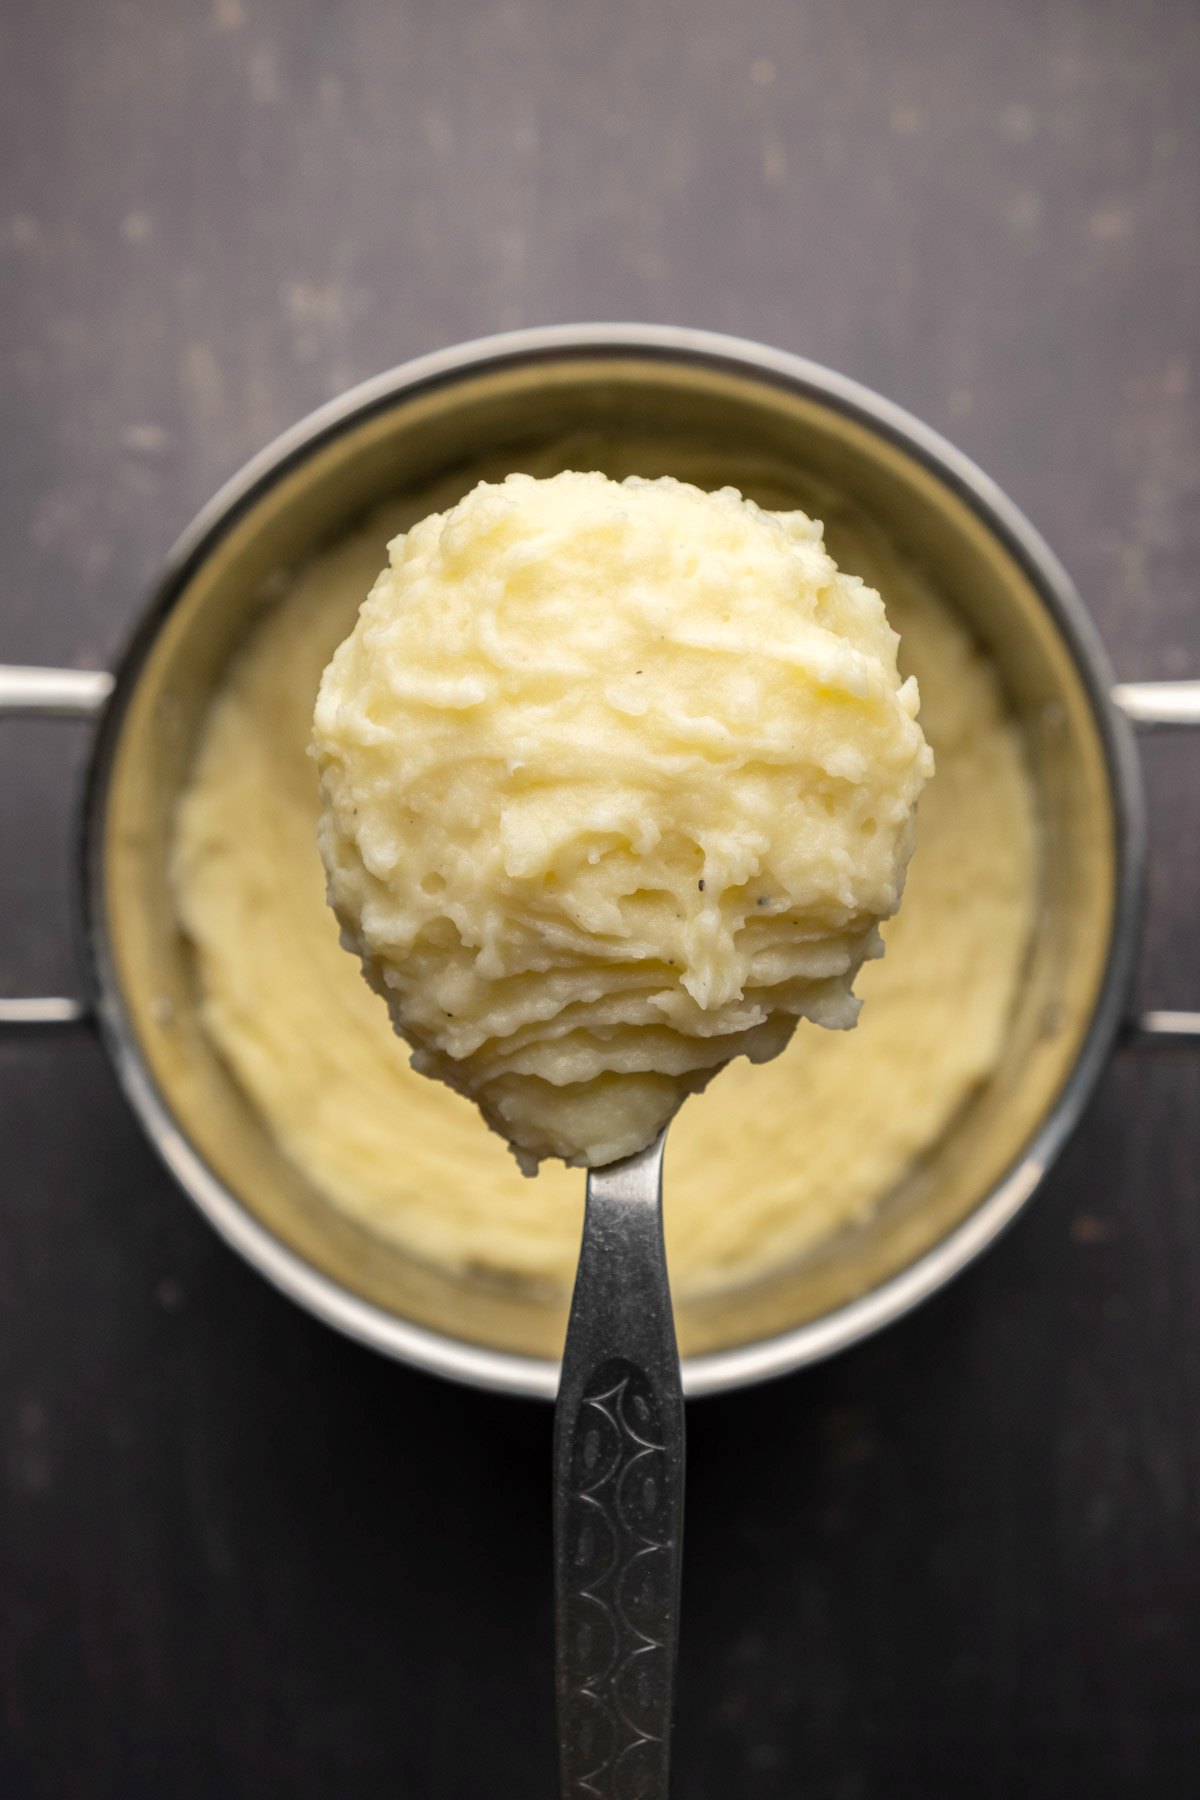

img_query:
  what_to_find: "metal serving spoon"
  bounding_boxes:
[553,1129,684,1799]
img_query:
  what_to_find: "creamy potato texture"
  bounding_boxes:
[172,451,1035,1298]
[312,472,932,1169]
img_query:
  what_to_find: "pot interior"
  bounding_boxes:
[95,345,1118,1382]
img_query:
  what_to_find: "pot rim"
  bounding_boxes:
[78,323,1147,1399]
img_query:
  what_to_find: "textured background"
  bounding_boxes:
[2,2,1198,1795]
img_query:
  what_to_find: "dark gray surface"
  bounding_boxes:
[2,2,1198,1795]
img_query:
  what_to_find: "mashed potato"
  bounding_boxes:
[172,453,1034,1298]
[312,472,932,1169]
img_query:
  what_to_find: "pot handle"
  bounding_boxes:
[0,663,114,1036]
[1112,680,1200,1044]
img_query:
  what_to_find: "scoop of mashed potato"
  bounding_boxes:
[311,471,932,1169]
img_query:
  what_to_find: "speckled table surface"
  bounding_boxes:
[2,3,1199,1795]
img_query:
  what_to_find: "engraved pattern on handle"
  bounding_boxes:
[554,1134,682,1800]
[559,1358,679,1799]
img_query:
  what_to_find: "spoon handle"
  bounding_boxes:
[553,1131,684,1800]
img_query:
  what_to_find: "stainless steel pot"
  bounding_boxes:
[3,325,1197,1398]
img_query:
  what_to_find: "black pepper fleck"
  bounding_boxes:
[698,880,705,891]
